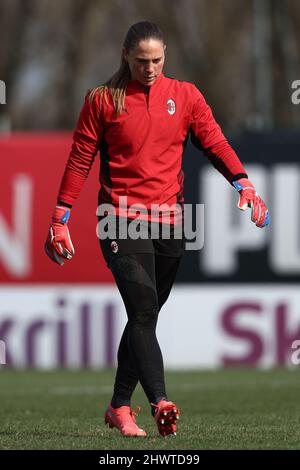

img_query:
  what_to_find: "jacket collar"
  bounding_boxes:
[127,72,164,93]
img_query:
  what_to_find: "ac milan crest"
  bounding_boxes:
[167,99,176,115]
[110,241,118,253]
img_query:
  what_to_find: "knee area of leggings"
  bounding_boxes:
[129,307,159,327]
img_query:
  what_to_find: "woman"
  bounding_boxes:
[45,21,269,438]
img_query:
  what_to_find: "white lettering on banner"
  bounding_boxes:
[0,175,32,276]
[200,166,267,275]
[271,166,300,273]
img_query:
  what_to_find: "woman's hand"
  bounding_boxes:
[44,206,75,265]
[233,178,270,228]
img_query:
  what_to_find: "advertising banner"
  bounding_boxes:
[1,132,299,369]
[0,285,299,369]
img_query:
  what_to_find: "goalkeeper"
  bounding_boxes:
[45,21,269,438]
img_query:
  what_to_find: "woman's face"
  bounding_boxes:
[124,39,166,87]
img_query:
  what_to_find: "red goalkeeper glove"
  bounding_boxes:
[45,205,75,266]
[233,178,270,228]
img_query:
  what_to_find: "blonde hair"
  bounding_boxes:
[89,58,130,116]
[89,21,165,116]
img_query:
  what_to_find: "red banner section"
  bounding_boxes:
[0,133,113,283]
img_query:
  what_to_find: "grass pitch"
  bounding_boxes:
[0,368,300,450]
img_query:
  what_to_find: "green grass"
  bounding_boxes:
[0,368,300,450]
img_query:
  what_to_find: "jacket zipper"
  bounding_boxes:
[145,88,150,111]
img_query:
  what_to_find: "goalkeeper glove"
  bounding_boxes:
[45,205,75,266]
[233,178,270,228]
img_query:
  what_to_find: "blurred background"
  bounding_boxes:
[0,0,300,370]
[1,0,300,131]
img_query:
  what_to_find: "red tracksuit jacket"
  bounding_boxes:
[57,72,247,220]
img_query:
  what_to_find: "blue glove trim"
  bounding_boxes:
[261,212,270,228]
[60,210,71,224]
[233,181,243,191]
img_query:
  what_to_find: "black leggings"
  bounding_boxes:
[109,252,181,406]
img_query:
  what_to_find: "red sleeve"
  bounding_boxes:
[189,85,247,183]
[57,90,103,206]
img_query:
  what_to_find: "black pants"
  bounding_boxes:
[99,217,183,406]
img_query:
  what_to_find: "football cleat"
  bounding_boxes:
[104,404,147,437]
[151,400,180,437]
